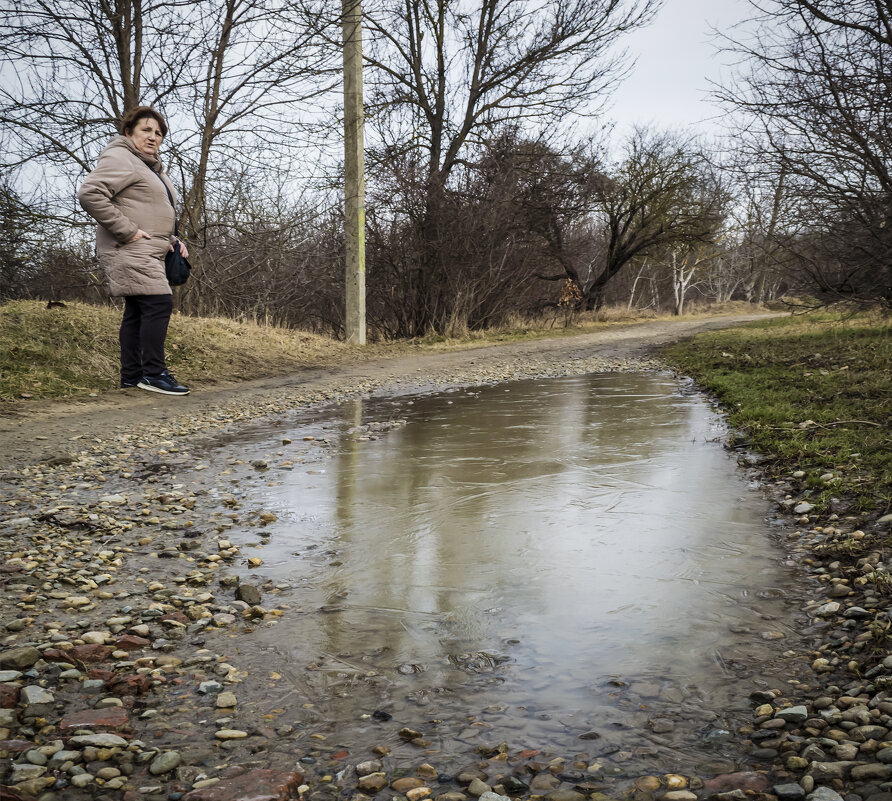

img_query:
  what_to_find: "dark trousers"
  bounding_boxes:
[119,294,173,382]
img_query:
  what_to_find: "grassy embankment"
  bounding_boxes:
[662,313,891,517]
[0,298,752,402]
[0,299,356,400]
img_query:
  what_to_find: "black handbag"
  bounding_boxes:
[155,171,191,286]
[165,241,191,286]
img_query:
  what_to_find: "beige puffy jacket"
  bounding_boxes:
[78,136,177,297]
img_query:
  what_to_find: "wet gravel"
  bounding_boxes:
[2,318,891,801]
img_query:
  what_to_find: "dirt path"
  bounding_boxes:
[0,314,771,469]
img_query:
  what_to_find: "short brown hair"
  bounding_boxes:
[120,106,168,138]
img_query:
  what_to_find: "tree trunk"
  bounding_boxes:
[671,251,684,315]
[627,259,647,311]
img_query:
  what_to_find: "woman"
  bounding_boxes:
[78,106,190,395]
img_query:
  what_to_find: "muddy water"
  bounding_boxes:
[214,373,804,777]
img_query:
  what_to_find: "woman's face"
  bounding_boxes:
[127,117,163,156]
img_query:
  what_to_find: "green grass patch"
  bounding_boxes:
[662,313,891,515]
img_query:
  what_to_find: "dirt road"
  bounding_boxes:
[0,315,773,470]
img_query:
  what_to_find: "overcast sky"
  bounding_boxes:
[606,0,753,145]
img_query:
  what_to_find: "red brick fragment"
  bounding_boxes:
[702,772,770,794]
[44,645,113,665]
[68,644,114,663]
[105,672,152,697]
[115,634,152,651]
[40,648,67,663]
[0,683,20,708]
[59,706,130,732]
[181,769,303,801]
[0,739,34,754]
[88,668,116,682]
[159,611,190,625]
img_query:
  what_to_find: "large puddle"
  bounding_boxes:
[205,372,804,778]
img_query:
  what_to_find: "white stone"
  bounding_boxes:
[214,729,248,739]
[0,709,18,727]
[22,685,54,705]
[48,749,81,765]
[11,763,47,782]
[65,596,91,608]
[69,733,128,747]
[100,495,127,504]
[808,787,844,801]
[775,705,809,723]
[663,793,698,801]
[215,692,237,708]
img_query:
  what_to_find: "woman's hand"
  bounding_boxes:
[129,229,152,242]
[170,239,189,258]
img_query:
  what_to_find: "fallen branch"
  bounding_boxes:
[808,420,883,429]
[759,419,883,431]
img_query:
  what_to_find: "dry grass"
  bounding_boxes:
[0,300,348,400]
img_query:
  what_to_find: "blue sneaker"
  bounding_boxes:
[138,370,190,395]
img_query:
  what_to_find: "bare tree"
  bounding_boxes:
[716,0,892,307]
[354,0,659,334]
[723,160,796,305]
[194,170,343,330]
[701,252,744,304]
[625,257,649,311]
[0,1,185,179]
[166,0,335,246]
[669,247,694,315]
[362,0,656,180]
[563,129,727,310]
[364,133,572,337]
[0,175,34,298]
[0,0,335,304]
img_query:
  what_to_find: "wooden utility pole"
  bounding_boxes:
[343,0,366,344]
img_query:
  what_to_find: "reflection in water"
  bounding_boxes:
[238,373,800,774]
